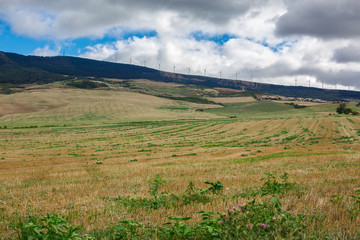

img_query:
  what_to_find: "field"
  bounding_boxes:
[0,81,359,239]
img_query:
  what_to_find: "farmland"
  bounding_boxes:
[0,81,359,239]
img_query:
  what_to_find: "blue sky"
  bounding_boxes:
[0,0,359,90]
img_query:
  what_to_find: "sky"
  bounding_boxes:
[0,0,360,90]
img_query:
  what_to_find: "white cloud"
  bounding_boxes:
[32,45,60,56]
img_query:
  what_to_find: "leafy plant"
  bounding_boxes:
[108,179,219,210]
[112,220,148,240]
[11,214,93,239]
[204,181,224,194]
[260,172,297,197]
[331,189,360,220]
[220,198,307,239]
[148,174,166,197]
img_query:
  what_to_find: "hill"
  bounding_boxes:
[1,51,360,101]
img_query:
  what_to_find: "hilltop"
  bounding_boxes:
[1,51,360,101]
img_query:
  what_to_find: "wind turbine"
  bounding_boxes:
[144,60,147,67]
[251,74,253,82]
[295,77,297,86]
[308,78,311,87]
[235,72,238,80]
[203,68,207,76]
[188,66,191,75]
[129,57,132,64]
[158,63,161,71]
[219,70,222,78]
[173,65,176,73]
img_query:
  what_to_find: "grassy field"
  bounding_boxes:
[0,82,359,239]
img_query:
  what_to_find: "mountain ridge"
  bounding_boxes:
[1,51,360,101]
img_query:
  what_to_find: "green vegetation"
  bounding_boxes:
[284,102,306,109]
[106,176,222,211]
[66,79,107,89]
[12,214,92,239]
[336,103,359,115]
[204,101,294,117]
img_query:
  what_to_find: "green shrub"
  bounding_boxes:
[220,197,307,239]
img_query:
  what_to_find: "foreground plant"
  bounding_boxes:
[110,173,308,239]
[11,214,93,239]
[219,197,306,239]
[107,176,222,211]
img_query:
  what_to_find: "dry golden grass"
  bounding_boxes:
[0,87,219,125]
[0,88,359,238]
[207,96,256,103]
[274,100,329,106]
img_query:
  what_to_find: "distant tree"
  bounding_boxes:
[67,79,106,89]
[344,108,353,115]
[336,102,358,115]
[336,103,347,114]
[357,102,360,107]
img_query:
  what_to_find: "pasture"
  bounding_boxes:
[0,84,359,239]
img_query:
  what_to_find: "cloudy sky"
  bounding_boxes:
[1,0,359,90]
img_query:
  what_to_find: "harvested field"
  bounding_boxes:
[0,87,359,239]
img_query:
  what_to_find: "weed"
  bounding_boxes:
[110,197,307,239]
[220,198,307,239]
[204,181,224,194]
[148,174,166,198]
[331,189,360,220]
[107,178,221,210]
[260,172,297,197]
[11,214,93,239]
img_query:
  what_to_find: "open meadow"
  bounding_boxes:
[0,83,359,239]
